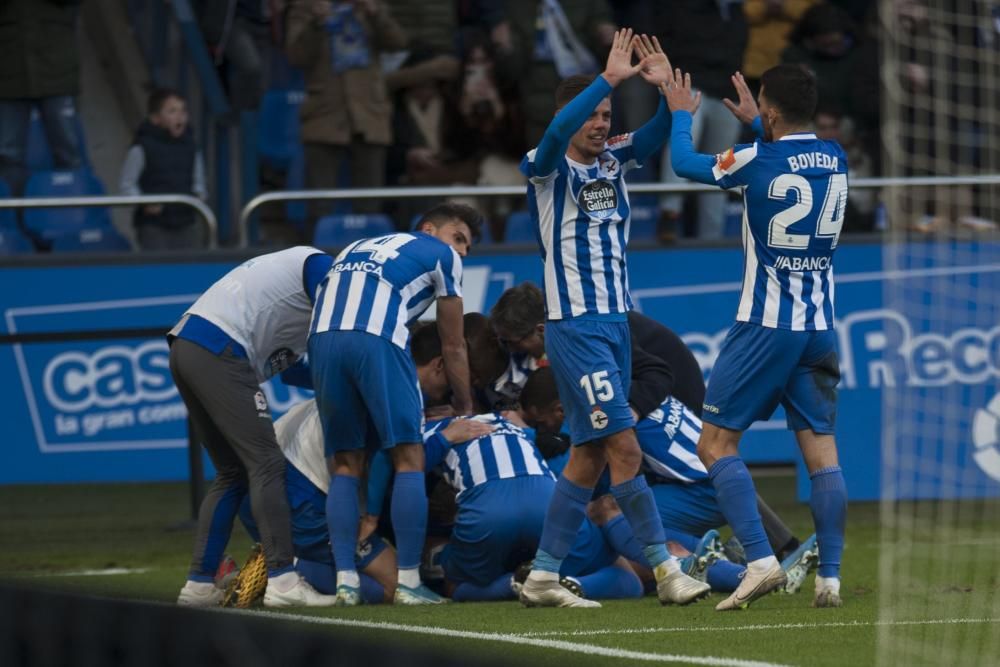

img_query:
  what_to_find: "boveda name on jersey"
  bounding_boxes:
[578,179,618,217]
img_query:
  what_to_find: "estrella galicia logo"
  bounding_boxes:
[578,180,618,220]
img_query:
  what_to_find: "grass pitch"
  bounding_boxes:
[2,474,998,667]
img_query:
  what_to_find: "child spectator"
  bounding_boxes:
[119,89,208,251]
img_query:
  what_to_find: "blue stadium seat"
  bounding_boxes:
[0,227,35,255]
[0,178,17,229]
[258,89,304,169]
[23,169,111,240]
[630,205,658,241]
[49,225,130,253]
[313,214,395,247]
[504,211,536,243]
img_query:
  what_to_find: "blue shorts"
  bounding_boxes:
[651,480,727,538]
[238,462,385,568]
[443,475,616,585]
[703,322,839,434]
[545,318,634,445]
[308,330,423,455]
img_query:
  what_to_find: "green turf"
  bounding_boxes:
[1,475,998,667]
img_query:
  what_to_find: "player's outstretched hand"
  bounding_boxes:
[442,417,496,444]
[723,71,759,125]
[660,68,702,115]
[633,34,673,87]
[602,28,643,87]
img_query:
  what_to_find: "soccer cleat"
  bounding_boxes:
[722,536,746,565]
[333,584,363,607]
[520,575,601,608]
[780,533,819,594]
[222,544,268,608]
[656,567,711,605]
[177,580,224,607]
[262,575,339,607]
[682,529,723,584]
[394,583,449,605]
[813,576,843,608]
[215,554,239,590]
[715,561,786,611]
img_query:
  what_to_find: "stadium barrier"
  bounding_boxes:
[236,175,1000,247]
[0,194,219,249]
[2,238,999,503]
[0,583,498,667]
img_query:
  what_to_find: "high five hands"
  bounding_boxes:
[601,29,674,88]
[723,72,760,125]
[660,69,702,115]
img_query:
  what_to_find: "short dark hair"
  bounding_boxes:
[464,312,509,388]
[148,88,185,115]
[520,366,559,413]
[489,282,545,339]
[417,202,483,243]
[410,322,442,366]
[760,64,818,127]
[555,74,596,110]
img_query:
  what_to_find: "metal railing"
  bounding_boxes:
[237,175,1000,248]
[0,194,219,249]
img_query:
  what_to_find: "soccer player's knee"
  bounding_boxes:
[587,494,622,525]
[391,443,425,472]
[605,437,642,476]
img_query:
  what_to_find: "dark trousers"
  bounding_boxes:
[169,338,295,576]
[304,139,386,242]
[0,96,83,194]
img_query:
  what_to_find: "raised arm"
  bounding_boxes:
[532,28,643,175]
[628,34,673,162]
[660,71,717,184]
[723,71,763,138]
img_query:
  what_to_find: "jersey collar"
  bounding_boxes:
[778,132,818,141]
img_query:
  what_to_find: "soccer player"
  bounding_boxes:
[517,28,709,607]
[308,202,480,605]
[169,246,337,607]
[662,65,848,609]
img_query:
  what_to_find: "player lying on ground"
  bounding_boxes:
[662,64,848,610]
[519,367,820,595]
[308,202,481,606]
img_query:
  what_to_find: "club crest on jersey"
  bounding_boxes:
[598,154,621,177]
[590,406,609,430]
[578,179,618,219]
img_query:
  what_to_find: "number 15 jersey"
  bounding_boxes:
[310,232,463,349]
[714,133,848,332]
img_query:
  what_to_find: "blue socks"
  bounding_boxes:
[536,476,593,570]
[810,466,847,578]
[573,566,643,599]
[453,573,517,602]
[391,471,428,570]
[610,476,669,568]
[600,514,646,563]
[327,474,360,576]
[706,559,745,592]
[709,456,773,562]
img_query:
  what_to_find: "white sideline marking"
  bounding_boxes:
[42,567,151,577]
[231,610,790,667]
[518,616,1000,638]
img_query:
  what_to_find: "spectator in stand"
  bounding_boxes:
[656,0,748,241]
[194,0,275,111]
[286,0,406,237]
[120,89,209,251]
[0,0,84,196]
[491,0,615,148]
[742,0,817,93]
[780,3,859,116]
[384,0,458,56]
[813,106,876,233]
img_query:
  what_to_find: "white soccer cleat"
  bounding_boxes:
[519,574,601,608]
[177,580,224,608]
[656,567,711,605]
[813,576,843,608]
[262,575,339,607]
[715,560,786,611]
[394,583,449,605]
[780,534,818,595]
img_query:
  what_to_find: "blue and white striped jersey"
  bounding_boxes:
[492,352,544,401]
[424,414,555,499]
[521,135,638,320]
[712,134,848,331]
[635,395,708,484]
[310,232,463,349]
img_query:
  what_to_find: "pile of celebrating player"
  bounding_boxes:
[170,28,848,611]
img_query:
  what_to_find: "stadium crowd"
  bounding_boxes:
[5,0,994,253]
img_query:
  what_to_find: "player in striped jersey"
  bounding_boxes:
[307,203,481,606]
[664,65,847,610]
